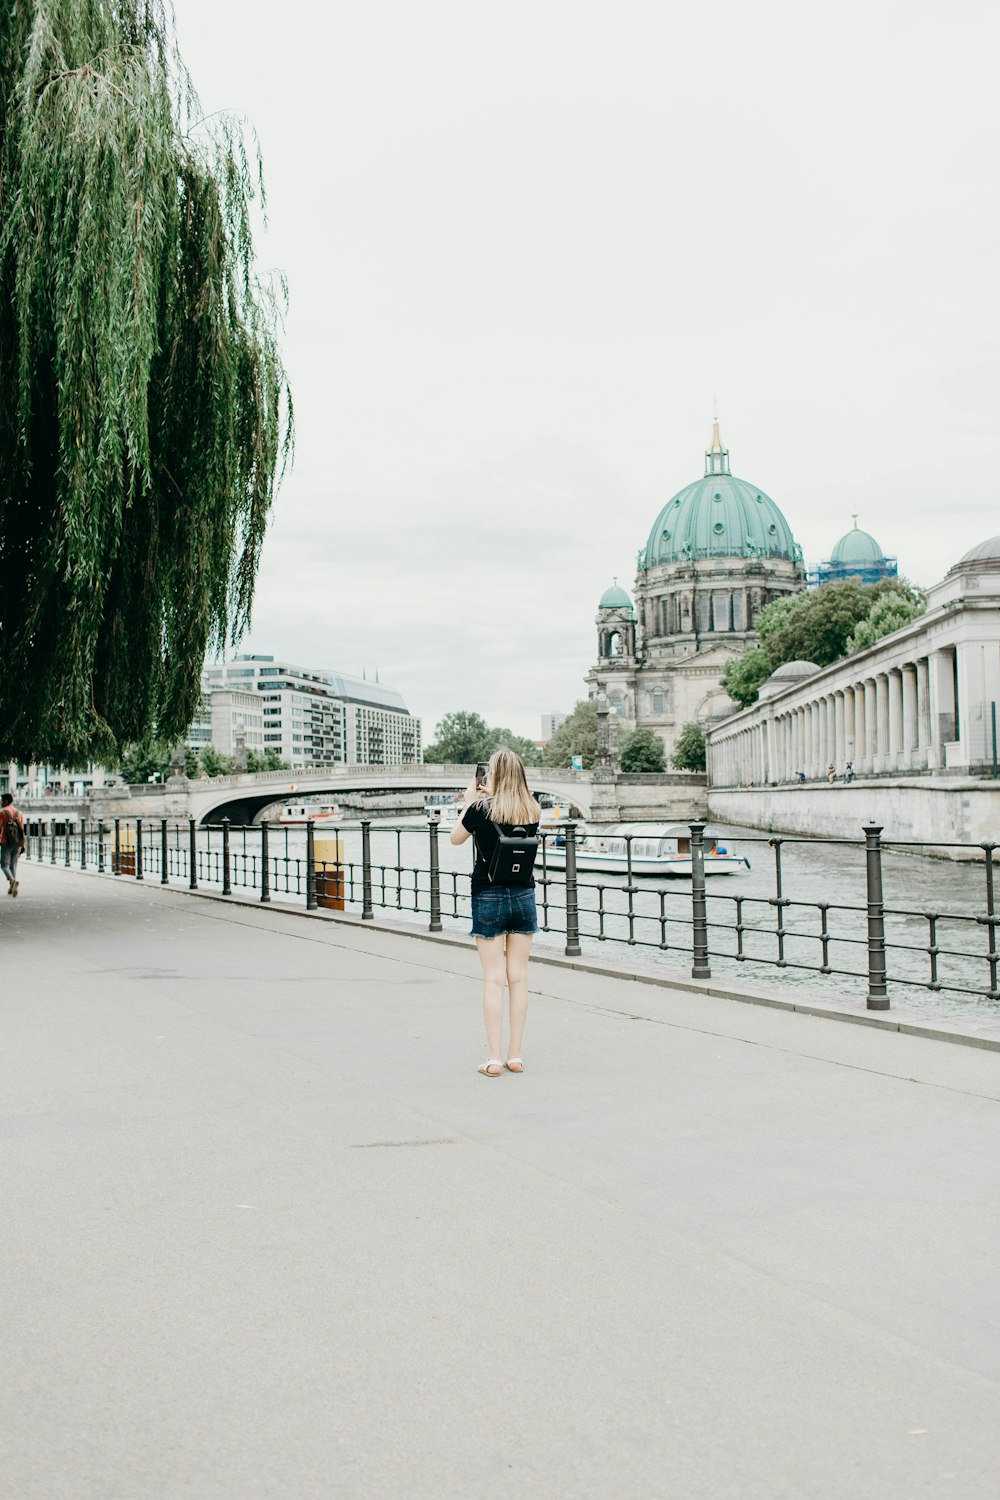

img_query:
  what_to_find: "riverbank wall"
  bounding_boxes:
[707,776,1000,852]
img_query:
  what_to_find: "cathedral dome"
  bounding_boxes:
[599,581,634,613]
[955,535,1000,567]
[644,423,799,567]
[831,522,885,566]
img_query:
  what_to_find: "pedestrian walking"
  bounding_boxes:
[1,792,26,896]
[451,748,541,1077]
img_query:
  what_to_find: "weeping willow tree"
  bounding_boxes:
[0,0,292,765]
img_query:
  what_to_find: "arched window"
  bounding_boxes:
[608,631,622,657]
[652,690,664,714]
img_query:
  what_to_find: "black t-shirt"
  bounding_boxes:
[461,800,541,894]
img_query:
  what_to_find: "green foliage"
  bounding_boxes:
[670,722,707,773]
[542,700,598,769]
[0,1,292,766]
[198,746,234,778]
[423,711,541,767]
[721,648,773,710]
[847,589,925,653]
[246,747,290,772]
[720,579,926,709]
[619,726,666,773]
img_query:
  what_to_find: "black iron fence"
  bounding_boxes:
[22,817,1000,1011]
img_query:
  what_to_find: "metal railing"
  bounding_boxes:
[21,816,1000,1012]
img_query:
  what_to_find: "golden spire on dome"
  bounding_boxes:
[704,409,731,476]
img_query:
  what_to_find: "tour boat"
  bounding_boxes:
[275,802,344,826]
[539,824,748,877]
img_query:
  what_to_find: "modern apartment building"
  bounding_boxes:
[198,656,421,769]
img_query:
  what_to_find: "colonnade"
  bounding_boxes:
[710,646,966,785]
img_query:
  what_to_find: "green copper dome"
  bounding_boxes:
[831,522,884,565]
[643,424,800,567]
[599,581,634,612]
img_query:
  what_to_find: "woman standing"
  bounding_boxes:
[451,748,541,1077]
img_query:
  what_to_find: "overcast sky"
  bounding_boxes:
[174,0,999,742]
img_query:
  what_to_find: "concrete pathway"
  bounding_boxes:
[2,864,999,1500]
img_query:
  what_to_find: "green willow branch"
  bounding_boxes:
[0,0,293,766]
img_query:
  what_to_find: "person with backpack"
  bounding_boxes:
[451,748,541,1077]
[1,792,26,896]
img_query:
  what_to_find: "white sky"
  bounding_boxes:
[174,0,1000,742]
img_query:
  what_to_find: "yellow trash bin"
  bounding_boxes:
[116,826,136,876]
[315,836,345,910]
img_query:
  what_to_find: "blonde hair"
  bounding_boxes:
[480,748,540,826]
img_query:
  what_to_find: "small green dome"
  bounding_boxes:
[831,524,884,566]
[645,473,798,566]
[599,581,634,612]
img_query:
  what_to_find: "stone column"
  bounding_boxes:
[916,658,931,767]
[844,686,856,765]
[861,679,874,772]
[834,691,846,774]
[875,675,890,771]
[887,670,903,769]
[928,648,956,768]
[901,664,918,768]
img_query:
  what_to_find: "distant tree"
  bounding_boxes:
[424,711,542,767]
[847,588,925,653]
[720,648,773,710]
[199,746,235,777]
[245,748,290,772]
[619,726,666,773]
[542,700,598,769]
[670,722,707,773]
[423,712,494,763]
[119,740,171,784]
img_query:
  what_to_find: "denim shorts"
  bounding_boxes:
[470,885,538,939]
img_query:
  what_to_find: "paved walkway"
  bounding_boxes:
[2,865,1000,1499]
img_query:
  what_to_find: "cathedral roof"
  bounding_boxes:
[598,580,634,612]
[830,519,885,565]
[643,424,800,568]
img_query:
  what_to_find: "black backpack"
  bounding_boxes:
[487,823,539,885]
[4,812,24,849]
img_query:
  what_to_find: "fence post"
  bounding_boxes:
[188,817,198,890]
[64,821,71,867]
[50,820,56,864]
[690,822,712,978]
[260,821,271,903]
[135,818,144,879]
[80,819,88,870]
[863,823,890,1009]
[563,821,582,956]
[113,818,121,875]
[160,818,169,885]
[97,822,105,873]
[428,818,443,932]
[361,819,374,920]
[304,820,317,910]
[222,818,231,895]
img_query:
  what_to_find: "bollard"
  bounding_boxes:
[315,832,345,910]
[188,817,198,890]
[113,818,121,875]
[690,823,712,978]
[260,821,271,903]
[428,818,443,932]
[222,818,232,895]
[80,819,88,870]
[863,823,890,1009]
[563,821,582,956]
[135,818,144,880]
[361,819,374,920]
[305,820,317,910]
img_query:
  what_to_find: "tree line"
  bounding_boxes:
[422,706,706,773]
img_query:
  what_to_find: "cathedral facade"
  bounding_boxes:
[587,423,806,759]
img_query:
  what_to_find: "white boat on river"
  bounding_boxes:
[540,824,748,877]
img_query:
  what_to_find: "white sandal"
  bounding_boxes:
[504,1058,524,1073]
[478,1060,503,1077]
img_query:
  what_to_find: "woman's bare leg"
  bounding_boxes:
[476,936,507,1062]
[505,932,533,1061]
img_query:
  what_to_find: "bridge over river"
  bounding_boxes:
[2,861,998,1499]
[22,761,707,826]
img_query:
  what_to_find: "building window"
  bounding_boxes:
[652,691,664,714]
